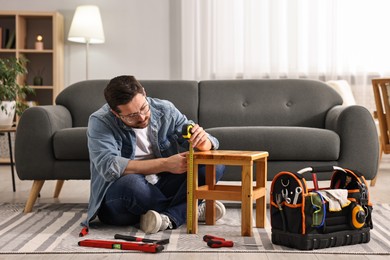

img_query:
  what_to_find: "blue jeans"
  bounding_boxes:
[97,165,225,228]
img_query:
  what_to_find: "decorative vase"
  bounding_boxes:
[0,101,16,128]
[33,76,43,86]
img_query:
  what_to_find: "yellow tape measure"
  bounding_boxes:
[182,124,194,234]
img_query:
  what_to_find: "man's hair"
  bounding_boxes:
[104,75,145,113]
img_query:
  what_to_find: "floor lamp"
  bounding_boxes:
[68,5,105,79]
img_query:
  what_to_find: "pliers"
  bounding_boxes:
[203,235,258,248]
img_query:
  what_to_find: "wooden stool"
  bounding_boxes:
[187,150,268,236]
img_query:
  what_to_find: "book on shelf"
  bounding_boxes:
[5,29,15,49]
[0,28,15,49]
[1,28,9,49]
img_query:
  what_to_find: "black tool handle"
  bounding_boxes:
[207,240,234,248]
[297,166,345,174]
[114,234,169,245]
[203,234,225,242]
[279,207,287,232]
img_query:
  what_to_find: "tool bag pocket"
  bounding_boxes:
[270,166,373,250]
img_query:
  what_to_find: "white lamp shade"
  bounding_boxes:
[68,5,105,44]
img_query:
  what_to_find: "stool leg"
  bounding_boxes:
[188,163,199,234]
[205,165,216,225]
[256,158,267,228]
[241,163,253,236]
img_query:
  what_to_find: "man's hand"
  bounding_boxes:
[189,124,212,151]
[125,152,187,175]
[164,152,187,174]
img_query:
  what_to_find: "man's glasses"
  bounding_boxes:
[118,100,150,124]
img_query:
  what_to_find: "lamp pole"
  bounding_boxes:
[86,39,90,80]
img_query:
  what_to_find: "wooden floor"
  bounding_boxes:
[0,156,389,259]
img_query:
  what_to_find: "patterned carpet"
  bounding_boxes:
[0,202,389,254]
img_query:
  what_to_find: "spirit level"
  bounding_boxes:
[78,239,164,253]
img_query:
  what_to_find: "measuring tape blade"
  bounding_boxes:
[187,142,194,233]
[182,123,195,234]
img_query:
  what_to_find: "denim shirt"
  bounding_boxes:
[82,97,219,227]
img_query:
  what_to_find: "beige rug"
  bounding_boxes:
[0,202,389,254]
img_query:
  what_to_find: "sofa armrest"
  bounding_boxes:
[325,105,379,180]
[15,105,72,180]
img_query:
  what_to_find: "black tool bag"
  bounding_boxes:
[270,166,373,250]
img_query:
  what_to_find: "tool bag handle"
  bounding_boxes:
[297,166,346,175]
[290,166,346,179]
[296,166,346,190]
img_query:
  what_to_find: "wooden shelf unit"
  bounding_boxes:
[0,11,64,106]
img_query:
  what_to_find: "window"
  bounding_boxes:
[180,0,390,109]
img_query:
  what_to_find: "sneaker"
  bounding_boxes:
[159,214,173,231]
[198,200,226,222]
[140,210,172,234]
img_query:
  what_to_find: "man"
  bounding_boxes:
[82,75,225,234]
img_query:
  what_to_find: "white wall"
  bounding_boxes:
[0,0,173,87]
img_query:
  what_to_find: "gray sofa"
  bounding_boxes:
[15,79,379,212]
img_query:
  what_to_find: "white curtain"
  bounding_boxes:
[180,0,390,110]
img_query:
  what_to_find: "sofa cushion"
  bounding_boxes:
[56,80,108,128]
[53,127,89,160]
[140,80,199,123]
[199,79,343,129]
[52,126,340,161]
[206,126,340,161]
[56,80,199,127]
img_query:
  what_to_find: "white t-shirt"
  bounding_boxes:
[133,127,159,185]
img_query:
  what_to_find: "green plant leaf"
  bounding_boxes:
[0,57,35,115]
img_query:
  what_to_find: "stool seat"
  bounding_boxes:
[187,150,268,236]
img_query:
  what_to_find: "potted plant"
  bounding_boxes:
[0,56,35,127]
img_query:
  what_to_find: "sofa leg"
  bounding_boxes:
[54,180,65,198]
[371,142,383,187]
[370,175,378,187]
[24,180,45,213]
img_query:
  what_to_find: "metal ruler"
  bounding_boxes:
[182,124,194,234]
